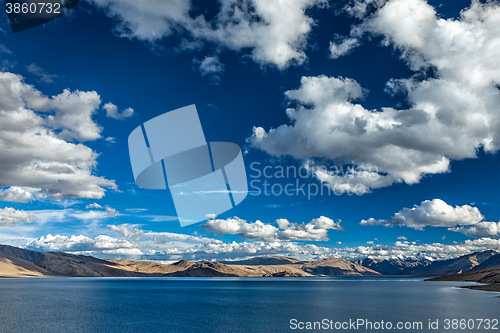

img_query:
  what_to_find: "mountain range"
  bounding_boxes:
[1,244,499,293]
[354,250,498,276]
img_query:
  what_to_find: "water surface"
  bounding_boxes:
[0,277,498,332]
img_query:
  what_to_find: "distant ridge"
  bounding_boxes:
[355,250,498,276]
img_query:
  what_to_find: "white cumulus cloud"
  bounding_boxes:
[24,234,142,255]
[89,0,327,69]
[449,222,500,238]
[202,215,343,241]
[0,72,117,202]
[360,199,488,231]
[108,224,145,240]
[85,203,103,209]
[248,1,500,193]
[103,102,134,120]
[342,238,500,261]
[194,55,225,82]
[0,207,37,226]
[329,35,360,59]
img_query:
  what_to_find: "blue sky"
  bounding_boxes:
[0,0,498,262]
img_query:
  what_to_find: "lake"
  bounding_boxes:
[0,277,498,332]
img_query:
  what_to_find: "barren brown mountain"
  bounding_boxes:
[1,243,498,296]
[0,245,378,278]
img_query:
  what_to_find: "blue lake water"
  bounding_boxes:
[0,277,498,333]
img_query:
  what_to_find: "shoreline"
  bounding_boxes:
[2,274,499,295]
[459,283,500,294]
